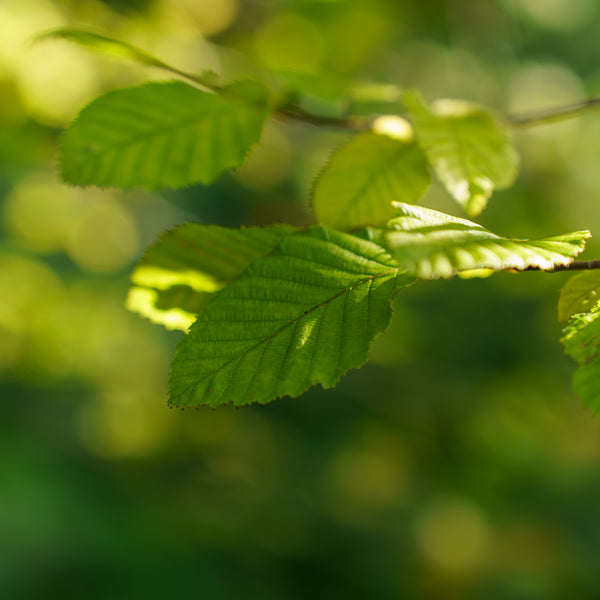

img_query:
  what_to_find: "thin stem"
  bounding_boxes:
[275,106,370,131]
[275,95,600,131]
[526,259,600,272]
[175,57,600,132]
[508,96,600,127]
[171,70,371,131]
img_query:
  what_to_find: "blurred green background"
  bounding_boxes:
[3,0,600,598]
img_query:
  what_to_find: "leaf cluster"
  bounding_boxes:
[47,29,598,412]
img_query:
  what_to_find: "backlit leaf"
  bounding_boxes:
[169,227,414,407]
[126,224,296,331]
[383,203,590,279]
[312,130,430,229]
[60,80,269,190]
[404,91,519,216]
[558,271,600,322]
[561,304,600,415]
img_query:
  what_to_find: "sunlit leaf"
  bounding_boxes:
[562,304,600,414]
[36,27,219,88]
[60,80,269,190]
[404,91,519,216]
[312,131,430,230]
[127,224,296,331]
[169,227,414,408]
[383,203,590,279]
[558,271,600,322]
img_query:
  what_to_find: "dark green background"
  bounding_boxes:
[2,0,600,597]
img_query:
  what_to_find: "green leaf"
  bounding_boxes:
[60,80,269,190]
[383,203,590,280]
[312,131,430,230]
[273,70,351,116]
[561,305,600,414]
[35,27,218,88]
[404,91,519,216]
[126,224,296,331]
[558,271,600,322]
[169,227,414,408]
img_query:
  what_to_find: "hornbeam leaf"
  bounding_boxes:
[312,131,430,229]
[126,224,296,331]
[561,305,600,415]
[169,227,414,408]
[60,80,269,190]
[383,203,590,280]
[558,271,600,322]
[404,91,519,216]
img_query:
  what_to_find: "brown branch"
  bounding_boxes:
[274,106,370,131]
[525,259,600,272]
[279,94,600,131]
[186,64,600,132]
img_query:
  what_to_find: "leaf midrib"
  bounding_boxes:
[72,108,251,159]
[327,139,416,223]
[178,268,399,403]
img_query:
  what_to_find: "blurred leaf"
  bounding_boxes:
[169,227,414,407]
[127,224,297,331]
[273,72,403,118]
[312,131,430,230]
[274,70,350,116]
[60,80,269,190]
[561,304,600,414]
[349,81,402,105]
[36,27,219,88]
[383,203,589,279]
[404,91,519,216]
[558,271,600,321]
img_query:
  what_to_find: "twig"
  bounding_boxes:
[280,94,600,131]
[275,95,600,131]
[526,259,600,272]
[275,106,370,131]
[275,105,370,131]
[163,57,600,132]
[508,96,600,127]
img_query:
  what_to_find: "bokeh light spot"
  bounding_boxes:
[507,63,584,167]
[4,174,79,252]
[77,390,170,458]
[16,42,99,126]
[507,64,584,114]
[0,252,64,375]
[0,323,24,372]
[372,116,414,141]
[66,197,139,272]
[501,0,596,32]
[414,495,491,573]
[172,0,239,36]
[329,429,410,515]
[254,14,324,73]
[0,0,64,66]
